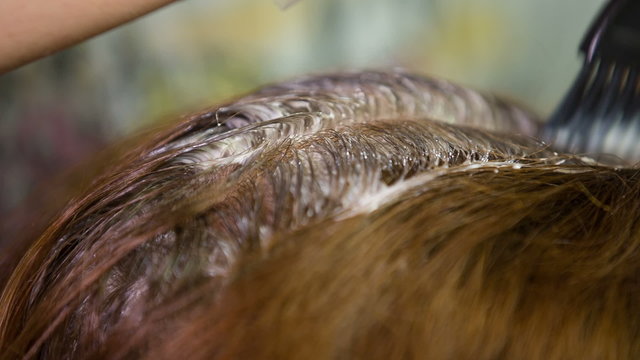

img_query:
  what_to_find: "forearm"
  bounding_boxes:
[0,0,176,74]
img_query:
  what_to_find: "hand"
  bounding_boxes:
[0,0,178,74]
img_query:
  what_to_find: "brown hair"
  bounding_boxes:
[2,71,639,359]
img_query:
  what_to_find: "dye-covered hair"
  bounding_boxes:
[2,70,640,359]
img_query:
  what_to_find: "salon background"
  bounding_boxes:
[0,0,601,217]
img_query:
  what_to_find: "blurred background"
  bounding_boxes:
[0,0,603,216]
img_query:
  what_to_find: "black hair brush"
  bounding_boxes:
[543,0,640,162]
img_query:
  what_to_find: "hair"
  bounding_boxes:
[2,70,640,359]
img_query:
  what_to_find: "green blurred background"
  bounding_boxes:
[0,0,603,214]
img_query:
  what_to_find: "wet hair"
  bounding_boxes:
[2,71,640,359]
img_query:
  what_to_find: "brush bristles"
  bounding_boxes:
[543,59,640,163]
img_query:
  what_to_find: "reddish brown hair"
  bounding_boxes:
[2,71,639,359]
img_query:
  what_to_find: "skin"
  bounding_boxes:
[0,0,178,74]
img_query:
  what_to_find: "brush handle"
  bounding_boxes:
[0,0,178,74]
